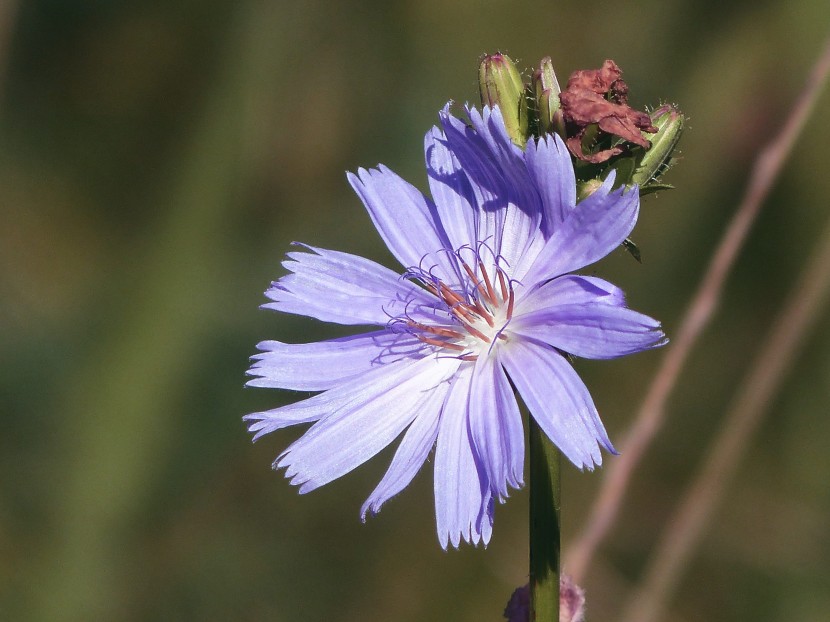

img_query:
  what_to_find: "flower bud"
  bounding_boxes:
[532,56,565,136]
[576,178,604,202]
[479,53,528,147]
[559,574,586,622]
[502,576,586,622]
[631,104,684,187]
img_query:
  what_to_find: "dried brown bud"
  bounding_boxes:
[559,59,657,163]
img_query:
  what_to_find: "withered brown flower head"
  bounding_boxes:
[560,59,657,164]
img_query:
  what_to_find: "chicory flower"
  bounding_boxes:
[246,104,665,548]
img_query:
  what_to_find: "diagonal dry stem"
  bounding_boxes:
[565,35,830,584]
[621,183,830,622]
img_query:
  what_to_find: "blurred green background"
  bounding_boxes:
[2,1,829,620]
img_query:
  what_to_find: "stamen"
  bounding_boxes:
[462,322,492,344]
[497,269,508,301]
[478,260,497,305]
[416,335,466,351]
[471,297,495,327]
[404,251,515,359]
[448,300,478,323]
[459,259,480,289]
[407,321,465,340]
[438,284,481,323]
[438,282,460,303]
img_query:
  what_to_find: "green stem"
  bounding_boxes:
[529,418,561,621]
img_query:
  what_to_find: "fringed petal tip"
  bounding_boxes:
[358,493,395,524]
[276,453,317,494]
[630,322,669,354]
[439,529,484,551]
[243,376,274,389]
[359,503,376,524]
[438,517,494,551]
[242,413,277,442]
[568,446,599,472]
[274,454,336,496]
[437,493,495,551]
[574,432,619,471]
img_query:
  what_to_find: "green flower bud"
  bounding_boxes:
[478,53,528,147]
[532,57,565,137]
[631,104,684,187]
[576,178,604,201]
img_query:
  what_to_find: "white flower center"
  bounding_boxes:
[406,255,515,361]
